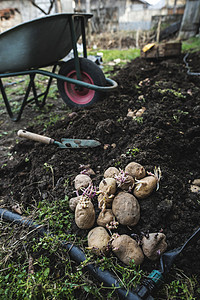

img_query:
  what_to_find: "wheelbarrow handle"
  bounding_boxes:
[17,130,54,145]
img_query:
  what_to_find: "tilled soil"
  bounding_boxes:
[0,52,200,296]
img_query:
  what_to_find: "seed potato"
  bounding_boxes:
[104,167,119,179]
[112,192,140,226]
[75,200,95,229]
[97,209,115,227]
[98,193,114,209]
[74,174,92,191]
[118,174,135,191]
[133,175,157,199]
[88,226,110,255]
[112,234,144,265]
[99,178,117,195]
[142,233,167,260]
[69,196,81,212]
[125,162,146,179]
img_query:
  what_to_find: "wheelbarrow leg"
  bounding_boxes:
[0,76,33,122]
[0,78,14,119]
[32,64,57,108]
[69,15,82,81]
[0,64,57,121]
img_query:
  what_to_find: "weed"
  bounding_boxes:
[135,84,141,89]
[43,113,65,129]
[162,270,198,300]
[173,110,189,123]
[158,88,186,99]
[137,95,146,103]
[0,131,8,137]
[134,116,143,123]
[173,114,180,123]
[114,161,122,167]
[177,109,189,115]
[44,162,55,188]
[126,147,140,157]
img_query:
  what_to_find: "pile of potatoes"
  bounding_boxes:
[69,162,166,266]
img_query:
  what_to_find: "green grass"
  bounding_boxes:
[88,48,140,75]
[0,193,146,299]
[88,48,140,62]
[182,36,200,52]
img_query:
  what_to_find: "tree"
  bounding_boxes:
[30,0,56,15]
[178,0,200,39]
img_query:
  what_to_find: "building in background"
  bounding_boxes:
[0,0,188,34]
[0,0,73,32]
[73,0,186,32]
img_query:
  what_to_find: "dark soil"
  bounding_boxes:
[0,52,200,295]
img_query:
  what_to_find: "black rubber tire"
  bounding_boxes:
[57,58,106,108]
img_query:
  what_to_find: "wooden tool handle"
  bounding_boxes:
[17,130,54,145]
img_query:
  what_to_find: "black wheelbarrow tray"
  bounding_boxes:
[0,13,118,121]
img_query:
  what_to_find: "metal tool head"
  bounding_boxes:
[159,227,200,274]
[54,139,101,148]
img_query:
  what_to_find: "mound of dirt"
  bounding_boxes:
[0,52,200,283]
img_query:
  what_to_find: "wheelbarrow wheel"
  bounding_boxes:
[57,58,106,108]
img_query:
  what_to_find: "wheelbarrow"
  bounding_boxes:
[0,13,118,121]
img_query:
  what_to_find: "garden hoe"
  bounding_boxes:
[136,227,200,299]
[17,130,101,148]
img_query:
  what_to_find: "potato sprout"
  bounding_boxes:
[114,169,134,191]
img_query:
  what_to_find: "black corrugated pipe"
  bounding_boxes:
[0,209,149,300]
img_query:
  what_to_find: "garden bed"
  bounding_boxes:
[0,51,200,299]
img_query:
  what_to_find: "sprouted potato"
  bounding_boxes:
[97,209,115,227]
[98,178,117,211]
[112,234,144,265]
[74,174,92,191]
[69,196,81,211]
[104,167,119,178]
[133,167,161,199]
[99,178,117,195]
[125,162,146,179]
[114,170,135,191]
[87,226,110,255]
[133,175,157,199]
[142,233,167,260]
[75,199,95,229]
[98,193,114,210]
[112,191,140,226]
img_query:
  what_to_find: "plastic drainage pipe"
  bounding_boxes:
[0,209,145,300]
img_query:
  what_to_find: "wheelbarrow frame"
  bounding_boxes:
[0,13,117,121]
